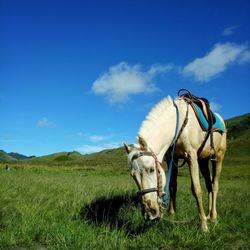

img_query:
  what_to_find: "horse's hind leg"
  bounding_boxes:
[210,152,224,220]
[199,158,213,219]
[188,152,208,231]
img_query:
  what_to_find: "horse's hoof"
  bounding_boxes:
[168,212,175,220]
[211,218,218,225]
[202,225,209,232]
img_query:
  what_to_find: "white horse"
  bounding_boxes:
[124,95,227,231]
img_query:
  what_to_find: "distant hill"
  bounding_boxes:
[0,150,17,162]
[76,147,127,168]
[34,151,83,162]
[27,148,127,169]
[8,152,35,160]
[0,150,35,162]
[225,113,250,157]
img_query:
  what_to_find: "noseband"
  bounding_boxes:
[131,151,165,200]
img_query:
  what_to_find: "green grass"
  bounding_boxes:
[0,162,250,250]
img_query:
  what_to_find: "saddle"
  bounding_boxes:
[178,89,225,133]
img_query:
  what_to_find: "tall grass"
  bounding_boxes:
[0,164,249,249]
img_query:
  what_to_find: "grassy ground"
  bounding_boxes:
[0,161,249,250]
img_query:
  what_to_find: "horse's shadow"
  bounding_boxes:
[80,193,151,236]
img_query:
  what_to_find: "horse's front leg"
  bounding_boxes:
[168,162,178,216]
[188,152,208,231]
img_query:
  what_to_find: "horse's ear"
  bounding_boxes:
[124,143,132,154]
[138,136,148,150]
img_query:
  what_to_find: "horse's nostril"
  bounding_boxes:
[151,208,157,215]
[146,199,152,207]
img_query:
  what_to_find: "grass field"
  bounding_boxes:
[0,157,250,250]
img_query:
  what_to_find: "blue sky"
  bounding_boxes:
[1,0,250,156]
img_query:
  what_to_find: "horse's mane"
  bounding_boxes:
[138,96,174,142]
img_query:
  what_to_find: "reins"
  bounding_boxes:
[163,100,180,209]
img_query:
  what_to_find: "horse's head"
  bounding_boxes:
[124,139,166,221]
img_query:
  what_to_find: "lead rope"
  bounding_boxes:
[164,100,180,211]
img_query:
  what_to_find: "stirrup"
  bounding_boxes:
[210,155,217,161]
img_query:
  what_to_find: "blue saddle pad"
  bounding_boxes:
[193,103,225,133]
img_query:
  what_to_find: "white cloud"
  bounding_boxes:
[222,25,238,36]
[77,132,107,142]
[92,62,173,103]
[182,43,250,82]
[210,102,222,112]
[89,135,106,142]
[77,132,85,137]
[37,117,55,128]
[75,142,121,154]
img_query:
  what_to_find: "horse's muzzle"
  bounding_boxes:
[142,199,161,221]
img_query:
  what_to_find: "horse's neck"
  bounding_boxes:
[151,117,176,162]
[140,101,180,162]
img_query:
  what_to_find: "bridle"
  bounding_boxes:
[130,150,165,213]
